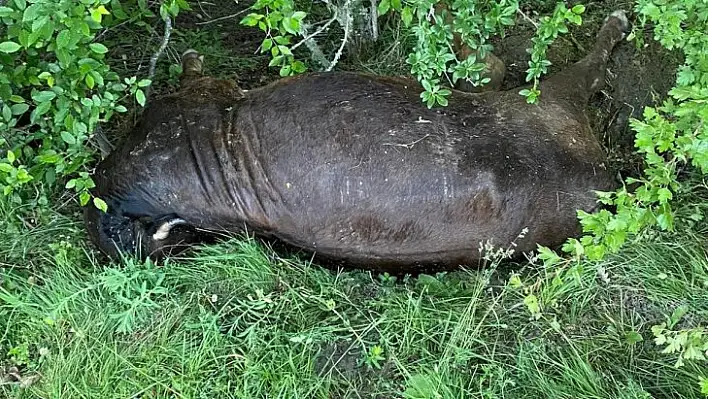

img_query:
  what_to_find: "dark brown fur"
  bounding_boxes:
[84,12,630,272]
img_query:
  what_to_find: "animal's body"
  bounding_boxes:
[85,11,630,272]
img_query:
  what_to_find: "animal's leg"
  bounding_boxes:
[180,49,204,87]
[539,10,630,107]
[433,2,506,92]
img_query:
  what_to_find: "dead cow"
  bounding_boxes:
[84,11,630,272]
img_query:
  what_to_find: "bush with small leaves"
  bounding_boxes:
[557,0,708,261]
[0,0,188,212]
[241,0,586,107]
[383,0,585,106]
[240,0,309,77]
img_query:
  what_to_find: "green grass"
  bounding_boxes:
[1,197,706,398]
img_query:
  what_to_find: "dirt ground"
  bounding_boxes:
[104,0,681,179]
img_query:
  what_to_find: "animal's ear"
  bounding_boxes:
[150,216,188,241]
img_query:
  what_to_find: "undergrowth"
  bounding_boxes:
[1,209,706,397]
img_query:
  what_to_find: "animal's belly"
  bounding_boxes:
[267,162,529,265]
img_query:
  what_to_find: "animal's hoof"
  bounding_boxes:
[181,49,204,76]
[608,10,631,36]
[182,48,200,59]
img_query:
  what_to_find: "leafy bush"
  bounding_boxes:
[241,0,585,106]
[556,0,708,261]
[382,0,586,105]
[0,0,188,211]
[534,0,708,391]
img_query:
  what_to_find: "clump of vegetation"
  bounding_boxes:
[1,0,707,397]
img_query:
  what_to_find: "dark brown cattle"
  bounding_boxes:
[84,11,629,272]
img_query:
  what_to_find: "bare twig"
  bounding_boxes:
[196,0,213,19]
[291,15,338,51]
[145,16,173,102]
[369,0,378,41]
[195,9,249,25]
[517,9,538,29]
[327,0,353,71]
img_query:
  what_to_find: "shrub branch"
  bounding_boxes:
[145,16,173,102]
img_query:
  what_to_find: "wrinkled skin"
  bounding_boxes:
[85,11,630,272]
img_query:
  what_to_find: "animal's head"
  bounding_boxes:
[83,198,203,262]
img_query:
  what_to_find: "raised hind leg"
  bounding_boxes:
[177,49,245,100]
[539,10,630,108]
[179,49,204,88]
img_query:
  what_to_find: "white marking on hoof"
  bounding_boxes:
[182,48,200,59]
[152,218,188,241]
[608,10,630,32]
[611,10,628,25]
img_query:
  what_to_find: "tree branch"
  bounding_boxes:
[517,9,538,29]
[326,0,353,71]
[145,16,173,102]
[292,14,338,51]
[195,9,249,25]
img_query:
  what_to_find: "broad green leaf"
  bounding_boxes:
[135,89,146,106]
[0,41,22,53]
[80,191,90,206]
[89,43,109,54]
[377,0,390,16]
[11,103,29,115]
[56,30,71,49]
[571,4,586,14]
[31,15,49,33]
[93,197,108,212]
[32,90,56,103]
[60,131,76,145]
[85,74,95,89]
[22,3,40,22]
[657,187,673,203]
[0,7,15,17]
[401,7,413,26]
[261,38,273,51]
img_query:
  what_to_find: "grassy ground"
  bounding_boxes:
[1,0,707,398]
[1,196,707,398]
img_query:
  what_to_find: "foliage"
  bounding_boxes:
[240,0,309,77]
[241,0,585,107]
[0,0,708,399]
[530,1,708,384]
[386,0,585,106]
[516,3,585,103]
[0,0,188,210]
[651,305,708,368]
[555,0,708,261]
